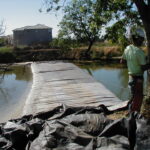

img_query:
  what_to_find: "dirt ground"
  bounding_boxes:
[141,100,150,119]
[107,110,128,120]
[107,101,150,120]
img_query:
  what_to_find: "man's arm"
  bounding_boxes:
[120,49,126,64]
[120,58,126,64]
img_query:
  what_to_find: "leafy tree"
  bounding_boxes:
[43,0,150,57]
[57,0,112,54]
[100,0,141,49]
[98,0,150,56]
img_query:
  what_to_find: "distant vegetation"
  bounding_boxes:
[0,37,123,63]
[0,46,13,53]
[44,0,150,57]
[0,20,5,36]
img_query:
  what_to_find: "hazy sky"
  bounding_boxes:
[0,0,62,37]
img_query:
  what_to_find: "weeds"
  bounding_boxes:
[0,46,13,53]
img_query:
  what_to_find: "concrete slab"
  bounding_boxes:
[23,61,123,115]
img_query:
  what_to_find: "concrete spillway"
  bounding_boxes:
[23,61,124,116]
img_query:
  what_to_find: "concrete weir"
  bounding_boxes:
[23,61,125,116]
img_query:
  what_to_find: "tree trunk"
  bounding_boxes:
[142,19,150,97]
[143,23,150,61]
[85,40,94,58]
[140,24,150,101]
[87,41,93,53]
[133,0,150,57]
[134,0,150,97]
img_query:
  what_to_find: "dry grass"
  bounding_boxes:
[70,45,122,59]
[107,101,150,120]
[102,46,121,57]
[141,100,150,119]
[107,110,128,120]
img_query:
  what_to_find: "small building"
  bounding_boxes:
[13,24,52,46]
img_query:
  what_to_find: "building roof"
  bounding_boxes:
[13,24,52,31]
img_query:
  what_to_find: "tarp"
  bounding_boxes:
[0,104,150,150]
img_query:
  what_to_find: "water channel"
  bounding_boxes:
[0,62,148,123]
[75,61,148,101]
[0,65,32,123]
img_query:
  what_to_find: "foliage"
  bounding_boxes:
[0,38,6,47]
[57,0,112,53]
[0,47,15,63]
[49,37,75,50]
[91,50,104,59]
[103,0,142,49]
[0,46,13,53]
[105,21,130,50]
[43,0,150,50]
[92,1,150,54]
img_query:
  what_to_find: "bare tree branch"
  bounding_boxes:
[0,20,6,36]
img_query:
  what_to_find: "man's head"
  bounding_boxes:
[130,27,145,47]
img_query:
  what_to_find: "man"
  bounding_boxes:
[121,28,149,112]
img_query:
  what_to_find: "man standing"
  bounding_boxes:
[121,28,149,112]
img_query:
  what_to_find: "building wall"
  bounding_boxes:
[13,29,52,46]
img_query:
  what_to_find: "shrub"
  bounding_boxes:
[0,46,13,53]
[103,46,122,58]
[0,52,16,63]
[91,50,104,60]
[0,38,6,47]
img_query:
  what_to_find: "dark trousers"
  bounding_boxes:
[128,75,144,112]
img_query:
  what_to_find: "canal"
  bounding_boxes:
[0,62,148,123]
[0,65,32,123]
[75,61,148,101]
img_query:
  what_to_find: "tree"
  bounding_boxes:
[100,0,141,49]
[0,20,5,36]
[43,0,150,57]
[57,0,112,54]
[98,0,150,57]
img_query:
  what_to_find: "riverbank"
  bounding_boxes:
[0,46,122,63]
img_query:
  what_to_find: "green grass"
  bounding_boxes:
[0,46,13,53]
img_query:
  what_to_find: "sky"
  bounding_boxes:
[0,0,62,37]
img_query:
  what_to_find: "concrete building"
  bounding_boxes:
[13,24,52,46]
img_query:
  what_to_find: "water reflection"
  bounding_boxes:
[0,65,32,123]
[0,65,32,81]
[75,62,147,101]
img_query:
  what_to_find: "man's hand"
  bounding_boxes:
[120,58,126,64]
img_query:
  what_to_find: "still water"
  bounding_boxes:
[75,62,147,101]
[0,62,148,123]
[0,65,32,123]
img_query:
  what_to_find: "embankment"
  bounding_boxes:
[0,47,122,63]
